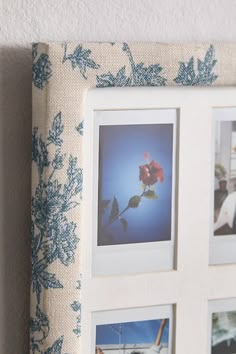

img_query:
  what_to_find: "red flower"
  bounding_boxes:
[139,160,164,185]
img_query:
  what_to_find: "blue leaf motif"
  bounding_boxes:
[32,261,63,304]
[71,301,81,312]
[32,128,50,175]
[64,156,83,199]
[38,270,63,289]
[97,66,131,87]
[75,120,84,136]
[134,62,166,86]
[44,336,64,354]
[62,43,100,79]
[30,305,49,337]
[71,278,82,338]
[71,301,81,337]
[76,279,81,290]
[32,45,52,89]
[48,112,64,146]
[174,45,218,85]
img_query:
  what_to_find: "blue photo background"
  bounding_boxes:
[98,124,174,246]
[96,318,169,346]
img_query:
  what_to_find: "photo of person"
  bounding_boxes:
[98,123,174,246]
[211,310,236,354]
[95,318,169,354]
[214,118,236,235]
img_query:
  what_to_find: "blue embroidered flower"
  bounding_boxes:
[32,44,52,89]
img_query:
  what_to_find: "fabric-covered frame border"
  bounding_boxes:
[31,42,236,354]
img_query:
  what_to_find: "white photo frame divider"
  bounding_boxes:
[82,87,236,354]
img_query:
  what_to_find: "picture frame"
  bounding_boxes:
[31,42,236,354]
[81,87,236,354]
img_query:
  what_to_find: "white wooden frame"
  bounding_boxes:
[82,87,236,354]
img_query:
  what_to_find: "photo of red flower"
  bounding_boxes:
[98,123,174,246]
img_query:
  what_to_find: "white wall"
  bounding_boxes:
[0,1,236,353]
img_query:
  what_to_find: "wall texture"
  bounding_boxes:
[0,1,236,353]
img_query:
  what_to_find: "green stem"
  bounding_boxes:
[118,206,129,218]
[102,188,146,229]
[102,205,129,230]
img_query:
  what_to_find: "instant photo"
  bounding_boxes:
[96,318,169,354]
[214,119,236,236]
[98,124,173,246]
[210,108,236,265]
[92,305,173,354]
[91,109,177,276]
[211,309,236,354]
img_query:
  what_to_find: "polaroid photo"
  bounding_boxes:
[84,108,178,276]
[210,108,236,265]
[209,298,236,354]
[92,305,173,354]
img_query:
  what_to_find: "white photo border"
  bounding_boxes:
[91,109,178,276]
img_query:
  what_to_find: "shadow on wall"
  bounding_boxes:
[0,46,32,353]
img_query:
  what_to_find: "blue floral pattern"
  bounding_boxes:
[31,112,82,304]
[174,45,218,85]
[32,44,52,89]
[71,300,82,337]
[30,305,64,354]
[96,43,167,87]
